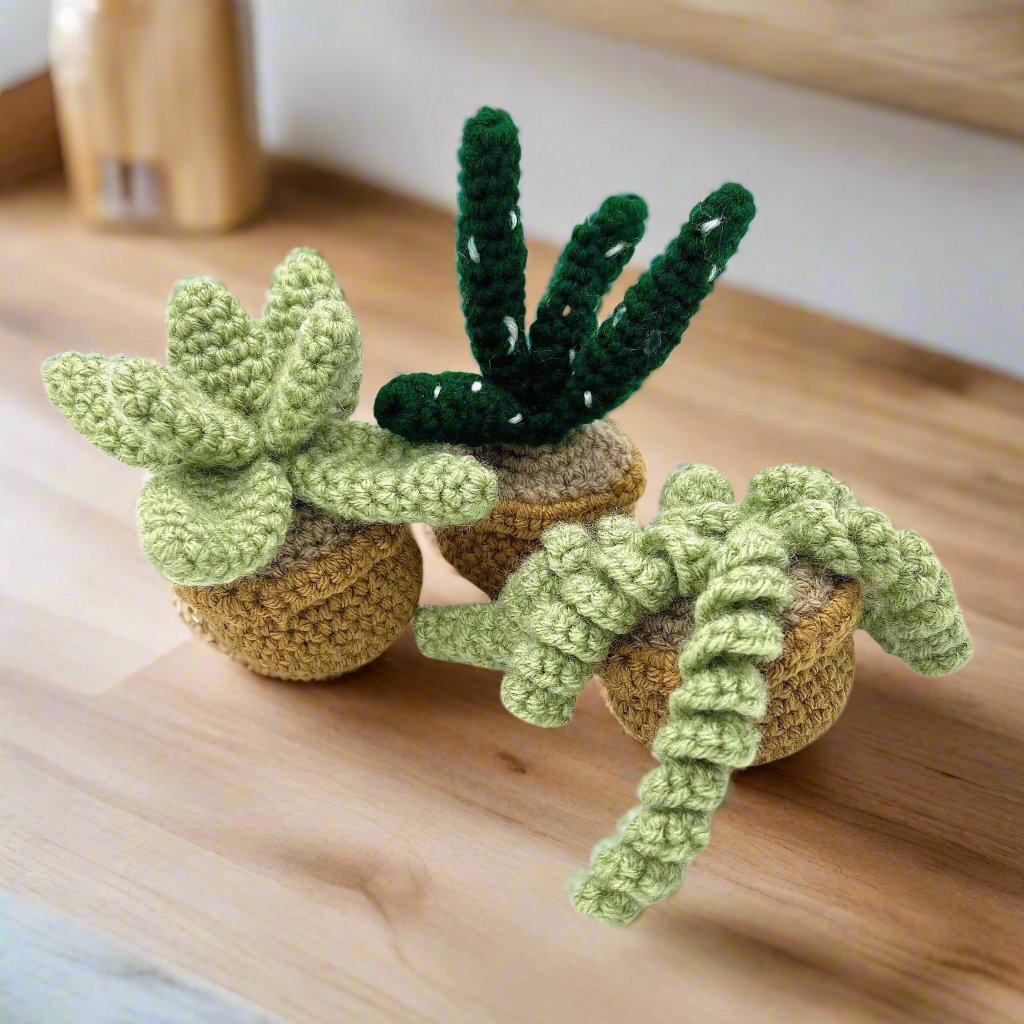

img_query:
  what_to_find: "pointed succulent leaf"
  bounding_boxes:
[529,194,648,397]
[43,352,163,468]
[456,107,528,394]
[564,183,755,428]
[289,420,498,527]
[108,357,261,467]
[166,277,267,416]
[261,299,361,455]
[136,459,292,585]
[374,371,534,447]
[261,248,345,371]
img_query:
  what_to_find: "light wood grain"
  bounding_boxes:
[0,892,282,1024]
[504,0,1024,139]
[1,167,1022,1024]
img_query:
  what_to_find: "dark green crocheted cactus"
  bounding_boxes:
[374,107,756,447]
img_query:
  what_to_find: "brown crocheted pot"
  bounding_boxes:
[434,420,646,598]
[174,505,422,681]
[600,561,864,765]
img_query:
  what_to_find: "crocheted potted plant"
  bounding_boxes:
[374,107,755,596]
[415,462,972,924]
[42,248,498,680]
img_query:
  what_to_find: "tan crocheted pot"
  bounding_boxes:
[174,505,422,680]
[600,561,864,765]
[435,420,646,598]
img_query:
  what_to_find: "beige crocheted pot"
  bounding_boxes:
[600,561,864,765]
[174,504,422,680]
[435,420,646,598]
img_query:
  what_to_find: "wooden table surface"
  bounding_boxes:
[2,167,1022,1024]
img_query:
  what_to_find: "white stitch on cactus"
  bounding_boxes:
[708,263,719,282]
[699,217,722,234]
[508,412,523,424]
[503,316,519,353]
[612,304,626,326]
[509,210,518,229]
[568,348,576,364]
[604,241,628,258]
[433,385,441,399]
[471,380,483,392]
[562,304,572,317]
[467,236,480,262]
[583,391,593,408]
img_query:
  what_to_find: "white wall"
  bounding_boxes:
[253,0,1024,376]
[0,0,48,87]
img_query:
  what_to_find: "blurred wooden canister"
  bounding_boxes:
[50,0,266,231]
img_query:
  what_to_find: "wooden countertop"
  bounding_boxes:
[1,166,1022,1023]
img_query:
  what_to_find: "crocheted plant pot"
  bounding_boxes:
[600,561,863,764]
[42,249,498,678]
[174,505,422,680]
[375,108,755,592]
[414,463,973,925]
[435,420,646,597]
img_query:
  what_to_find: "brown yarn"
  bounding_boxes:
[601,572,864,764]
[174,509,422,680]
[436,421,646,597]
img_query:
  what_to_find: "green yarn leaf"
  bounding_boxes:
[109,358,261,468]
[456,107,528,395]
[528,194,648,397]
[262,248,345,369]
[261,299,361,455]
[43,352,164,469]
[288,420,498,527]
[561,182,756,426]
[43,352,260,470]
[166,277,267,416]
[137,459,293,585]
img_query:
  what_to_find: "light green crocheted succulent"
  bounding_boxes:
[42,248,498,586]
[415,463,972,925]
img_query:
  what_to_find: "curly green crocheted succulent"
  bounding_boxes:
[415,463,972,925]
[42,248,498,586]
[374,107,756,447]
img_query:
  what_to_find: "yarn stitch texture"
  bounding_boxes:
[415,463,972,924]
[42,248,499,585]
[435,422,646,598]
[374,107,756,447]
[602,565,863,760]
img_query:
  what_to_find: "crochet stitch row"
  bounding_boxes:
[43,249,499,585]
[374,107,757,447]
[415,463,972,923]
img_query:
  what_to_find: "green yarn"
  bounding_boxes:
[374,107,756,447]
[43,248,499,586]
[414,463,972,924]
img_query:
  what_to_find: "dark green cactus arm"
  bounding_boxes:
[375,109,756,449]
[372,370,535,446]
[527,194,648,399]
[555,183,755,427]
[456,107,528,393]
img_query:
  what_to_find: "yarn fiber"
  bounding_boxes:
[176,507,421,680]
[602,567,864,760]
[42,248,498,585]
[374,107,756,447]
[435,421,646,596]
[414,463,973,924]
